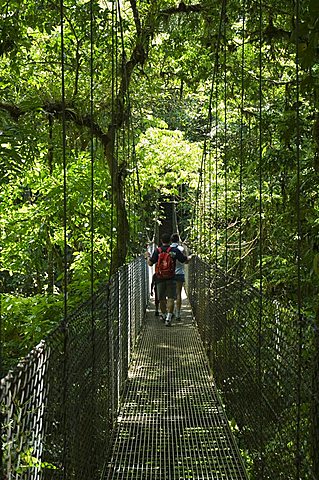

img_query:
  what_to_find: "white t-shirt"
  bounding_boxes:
[171,242,185,275]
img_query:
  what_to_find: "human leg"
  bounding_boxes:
[154,282,160,315]
[165,280,176,326]
[175,281,182,318]
[167,297,174,313]
[156,281,167,321]
[159,299,167,314]
[165,298,174,326]
[174,274,185,320]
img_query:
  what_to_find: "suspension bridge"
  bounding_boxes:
[1,0,319,479]
[1,241,318,479]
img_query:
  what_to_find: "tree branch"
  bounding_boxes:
[0,102,23,120]
[129,0,142,36]
[161,2,202,15]
[0,100,110,145]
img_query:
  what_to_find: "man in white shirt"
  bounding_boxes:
[170,233,185,321]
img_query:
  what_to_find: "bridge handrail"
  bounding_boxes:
[187,255,318,479]
[1,255,149,480]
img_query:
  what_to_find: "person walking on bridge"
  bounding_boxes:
[146,233,191,327]
[170,233,185,321]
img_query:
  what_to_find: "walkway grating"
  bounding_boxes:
[105,299,248,480]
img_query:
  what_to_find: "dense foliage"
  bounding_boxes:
[1,0,319,476]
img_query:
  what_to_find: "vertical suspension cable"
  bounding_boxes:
[60,4,67,326]
[215,78,219,265]
[90,0,95,311]
[131,133,143,242]
[192,162,203,253]
[222,0,229,379]
[213,75,219,364]
[294,0,302,476]
[193,0,225,257]
[203,148,207,254]
[127,113,132,244]
[0,275,2,477]
[258,0,263,297]
[60,1,68,477]
[190,146,198,246]
[118,0,134,250]
[110,0,117,276]
[208,106,213,255]
[0,141,3,469]
[257,0,264,475]
[197,157,204,253]
[237,0,246,370]
[239,4,245,283]
[208,152,213,257]
[120,120,126,259]
[115,0,121,269]
[193,71,212,250]
[89,0,97,472]
[204,18,218,258]
[214,0,226,266]
[223,3,228,273]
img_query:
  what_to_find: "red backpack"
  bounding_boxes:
[155,247,175,279]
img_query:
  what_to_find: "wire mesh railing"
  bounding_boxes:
[1,256,148,480]
[187,255,319,480]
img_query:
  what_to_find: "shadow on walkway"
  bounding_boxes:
[105,297,248,479]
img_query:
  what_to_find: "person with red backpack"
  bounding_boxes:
[146,233,191,326]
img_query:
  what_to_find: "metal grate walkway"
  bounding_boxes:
[104,298,248,480]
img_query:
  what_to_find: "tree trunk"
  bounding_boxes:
[104,132,130,274]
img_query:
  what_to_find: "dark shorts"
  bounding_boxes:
[156,279,177,301]
[174,274,185,283]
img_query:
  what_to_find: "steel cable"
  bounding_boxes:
[192,0,226,256]
[223,2,228,274]
[257,0,264,475]
[239,3,245,285]
[59,1,69,477]
[294,0,302,477]
[110,0,117,276]
[89,0,97,473]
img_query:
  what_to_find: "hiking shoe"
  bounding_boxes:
[155,310,160,316]
[176,315,181,321]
